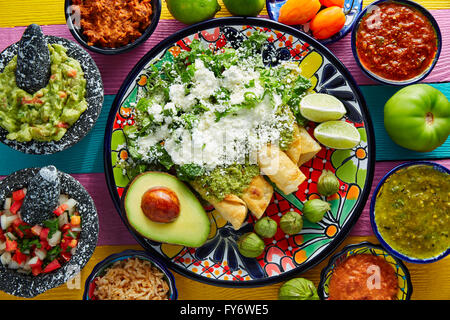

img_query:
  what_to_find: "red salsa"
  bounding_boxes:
[356,2,437,81]
[328,254,398,300]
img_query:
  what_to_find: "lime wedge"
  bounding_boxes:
[300,93,346,122]
[313,121,361,149]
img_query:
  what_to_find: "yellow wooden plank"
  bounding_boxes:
[0,236,448,300]
[0,0,448,28]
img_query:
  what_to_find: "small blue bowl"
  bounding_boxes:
[266,0,363,45]
[370,161,450,264]
[350,0,442,85]
[318,241,412,300]
[83,250,178,300]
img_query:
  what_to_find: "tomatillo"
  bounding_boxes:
[384,84,450,152]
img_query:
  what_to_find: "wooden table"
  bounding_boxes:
[0,0,449,300]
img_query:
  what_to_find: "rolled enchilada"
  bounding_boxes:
[257,144,306,195]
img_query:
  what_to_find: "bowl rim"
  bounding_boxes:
[64,0,162,55]
[317,241,413,300]
[83,249,178,300]
[369,161,450,264]
[265,0,364,45]
[350,0,442,86]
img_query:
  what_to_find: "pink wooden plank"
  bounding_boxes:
[1,10,449,94]
[1,160,448,243]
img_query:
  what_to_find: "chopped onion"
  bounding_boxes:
[0,251,10,265]
[0,241,5,253]
[58,194,69,206]
[47,230,62,247]
[71,226,82,233]
[70,247,77,256]
[65,199,78,214]
[34,248,47,260]
[58,212,69,228]
[1,214,18,230]
[8,260,19,270]
[5,232,17,241]
[3,198,11,210]
[27,256,39,266]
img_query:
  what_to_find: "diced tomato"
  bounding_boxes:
[53,203,68,216]
[28,257,43,268]
[12,217,22,227]
[50,74,56,80]
[58,91,67,98]
[70,215,81,226]
[39,228,49,241]
[42,259,61,273]
[61,252,71,262]
[9,200,23,214]
[61,224,71,233]
[12,189,25,201]
[5,238,17,252]
[40,239,51,250]
[67,69,77,77]
[68,239,78,248]
[0,229,5,242]
[12,250,27,264]
[31,225,43,236]
[31,265,42,276]
[56,122,69,129]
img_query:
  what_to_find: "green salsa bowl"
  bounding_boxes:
[370,161,450,264]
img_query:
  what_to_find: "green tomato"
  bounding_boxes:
[384,84,450,152]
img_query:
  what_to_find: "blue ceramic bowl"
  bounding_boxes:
[64,0,162,55]
[350,0,442,85]
[83,250,178,300]
[370,161,450,264]
[266,0,363,45]
[318,241,412,300]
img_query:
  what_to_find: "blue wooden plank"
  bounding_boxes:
[360,83,450,161]
[0,83,448,175]
[0,95,115,175]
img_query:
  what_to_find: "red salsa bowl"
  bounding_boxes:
[351,0,441,85]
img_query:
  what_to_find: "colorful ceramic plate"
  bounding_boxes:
[318,242,413,300]
[0,167,99,298]
[0,35,104,155]
[104,17,375,287]
[266,0,363,45]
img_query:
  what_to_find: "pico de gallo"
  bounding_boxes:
[0,188,81,276]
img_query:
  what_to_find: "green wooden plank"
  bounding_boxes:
[0,83,448,176]
[360,83,450,161]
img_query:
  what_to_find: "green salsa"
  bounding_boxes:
[375,165,450,259]
[193,164,260,202]
[0,44,87,142]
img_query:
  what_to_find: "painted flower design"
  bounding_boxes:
[331,127,368,189]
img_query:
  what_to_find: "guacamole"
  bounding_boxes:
[375,165,450,259]
[0,44,87,142]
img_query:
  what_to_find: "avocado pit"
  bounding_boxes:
[141,186,180,223]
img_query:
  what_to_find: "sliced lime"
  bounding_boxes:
[313,121,361,149]
[300,93,346,123]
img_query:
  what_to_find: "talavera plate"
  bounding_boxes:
[104,17,375,287]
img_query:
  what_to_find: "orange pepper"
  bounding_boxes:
[310,6,346,40]
[70,215,81,226]
[320,0,345,8]
[278,0,321,25]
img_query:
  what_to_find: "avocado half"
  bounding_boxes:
[122,171,210,248]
